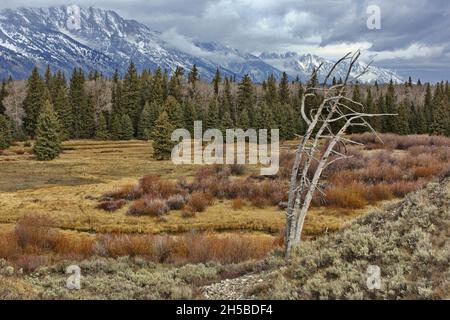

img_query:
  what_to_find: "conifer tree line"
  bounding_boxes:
[0,63,449,152]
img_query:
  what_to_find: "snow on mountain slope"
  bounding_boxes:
[259,52,404,84]
[193,41,285,81]
[0,5,404,84]
[0,5,235,81]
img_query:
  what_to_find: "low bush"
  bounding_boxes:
[195,165,229,181]
[232,198,245,210]
[127,198,169,217]
[95,232,276,265]
[365,184,394,203]
[325,183,368,209]
[187,192,211,213]
[412,166,442,180]
[389,181,424,197]
[15,214,57,251]
[0,233,20,259]
[14,254,50,272]
[96,199,127,212]
[96,234,152,258]
[181,207,196,219]
[184,233,276,265]
[139,175,179,199]
[351,133,450,150]
[102,184,142,201]
[167,195,187,210]
[229,164,246,176]
[250,196,271,209]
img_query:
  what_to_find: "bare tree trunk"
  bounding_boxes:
[285,51,395,258]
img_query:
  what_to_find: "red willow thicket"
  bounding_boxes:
[0,214,277,270]
[97,134,450,214]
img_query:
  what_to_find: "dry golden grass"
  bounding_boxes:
[0,140,384,240]
[0,140,198,192]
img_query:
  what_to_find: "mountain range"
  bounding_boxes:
[0,5,403,83]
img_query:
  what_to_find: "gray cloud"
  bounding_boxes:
[1,0,449,81]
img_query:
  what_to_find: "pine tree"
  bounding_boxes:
[396,99,410,135]
[151,68,164,105]
[188,64,199,86]
[110,115,122,140]
[52,78,72,140]
[221,111,234,133]
[80,94,96,138]
[44,65,53,89]
[152,111,174,160]
[424,83,433,130]
[365,88,375,131]
[445,81,450,102]
[431,100,450,136]
[352,84,362,106]
[0,80,7,115]
[122,61,141,134]
[95,112,109,140]
[279,72,290,105]
[33,100,62,161]
[308,68,319,88]
[430,89,450,136]
[111,70,124,116]
[373,93,385,132]
[265,74,278,106]
[205,98,219,130]
[69,68,94,139]
[23,68,46,137]
[118,114,134,140]
[163,96,183,128]
[0,114,12,150]
[237,75,255,124]
[409,103,426,134]
[332,77,337,86]
[183,99,197,134]
[213,69,221,95]
[239,109,250,129]
[137,102,155,139]
[169,67,183,101]
[162,69,169,101]
[384,80,396,132]
[255,101,274,131]
[222,77,234,122]
[349,84,364,133]
[284,105,297,140]
[139,69,152,107]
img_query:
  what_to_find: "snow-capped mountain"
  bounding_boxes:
[0,5,403,84]
[0,5,237,80]
[193,41,285,81]
[259,52,403,84]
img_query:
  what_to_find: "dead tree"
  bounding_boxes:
[285,51,395,258]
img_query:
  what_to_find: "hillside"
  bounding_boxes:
[0,178,448,300]
[237,177,449,300]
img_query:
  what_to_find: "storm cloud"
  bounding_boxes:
[1,0,449,81]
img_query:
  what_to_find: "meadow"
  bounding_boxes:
[0,134,449,273]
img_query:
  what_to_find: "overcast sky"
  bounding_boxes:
[2,0,449,81]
